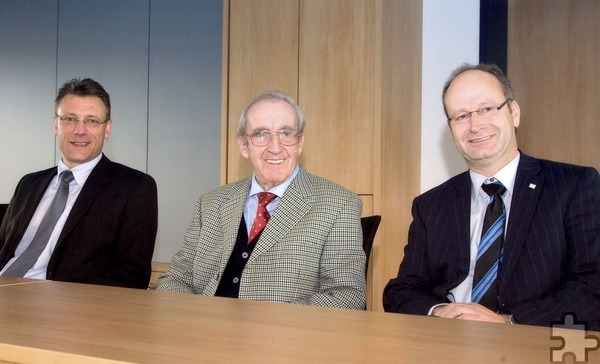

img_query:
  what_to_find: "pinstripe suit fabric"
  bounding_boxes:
[383,153,600,329]
[157,167,366,309]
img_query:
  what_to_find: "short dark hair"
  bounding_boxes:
[442,63,514,119]
[55,78,111,120]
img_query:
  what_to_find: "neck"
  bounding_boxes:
[468,149,518,177]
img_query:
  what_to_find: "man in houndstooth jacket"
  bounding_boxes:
[158,90,366,309]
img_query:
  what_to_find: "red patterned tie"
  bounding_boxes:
[248,192,277,243]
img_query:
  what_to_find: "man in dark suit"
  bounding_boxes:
[0,78,158,289]
[157,90,366,309]
[383,64,600,330]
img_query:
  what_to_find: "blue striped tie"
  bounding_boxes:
[472,181,506,311]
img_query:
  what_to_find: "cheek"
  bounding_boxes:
[449,127,462,141]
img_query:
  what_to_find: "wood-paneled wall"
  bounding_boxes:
[508,0,600,171]
[223,0,300,182]
[222,0,422,311]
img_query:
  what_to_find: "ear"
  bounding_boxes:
[53,116,59,135]
[297,134,304,155]
[104,120,113,140]
[237,136,249,158]
[510,100,521,128]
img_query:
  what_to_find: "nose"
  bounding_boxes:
[468,112,485,131]
[73,120,88,134]
[266,134,283,151]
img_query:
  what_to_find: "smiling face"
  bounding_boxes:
[54,94,112,168]
[444,70,520,176]
[237,99,304,190]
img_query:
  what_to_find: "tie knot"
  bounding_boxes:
[257,192,277,207]
[60,170,75,184]
[482,181,506,197]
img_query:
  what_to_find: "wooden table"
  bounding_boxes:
[0,276,49,287]
[0,278,598,363]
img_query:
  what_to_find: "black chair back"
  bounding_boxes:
[0,204,8,224]
[361,215,381,274]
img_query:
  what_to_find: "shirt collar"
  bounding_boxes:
[469,152,520,200]
[249,164,300,198]
[57,153,103,187]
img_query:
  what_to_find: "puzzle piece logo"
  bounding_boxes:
[550,313,600,363]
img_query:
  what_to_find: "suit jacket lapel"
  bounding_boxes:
[499,153,544,293]
[218,177,252,272]
[5,169,56,256]
[58,155,113,242]
[248,168,312,264]
[448,172,473,290]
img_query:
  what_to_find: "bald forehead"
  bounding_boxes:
[247,99,296,123]
[249,98,292,112]
[449,70,502,93]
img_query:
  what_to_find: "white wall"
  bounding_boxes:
[421,0,480,192]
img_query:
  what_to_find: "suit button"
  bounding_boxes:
[233,277,239,284]
[242,252,249,259]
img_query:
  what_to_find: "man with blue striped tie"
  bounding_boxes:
[383,63,600,330]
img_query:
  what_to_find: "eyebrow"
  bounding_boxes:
[453,101,496,113]
[59,112,105,119]
[250,126,295,133]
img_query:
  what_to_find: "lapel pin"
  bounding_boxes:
[529,183,536,189]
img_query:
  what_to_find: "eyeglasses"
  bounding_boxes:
[245,130,301,147]
[448,98,512,124]
[56,115,109,128]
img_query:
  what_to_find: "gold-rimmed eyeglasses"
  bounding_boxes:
[448,98,512,124]
[55,115,109,128]
[245,130,301,147]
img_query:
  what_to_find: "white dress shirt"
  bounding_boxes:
[243,165,300,236]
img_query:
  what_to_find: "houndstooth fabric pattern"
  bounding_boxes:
[157,167,366,310]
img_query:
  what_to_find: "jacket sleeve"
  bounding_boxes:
[383,197,451,315]
[299,194,366,310]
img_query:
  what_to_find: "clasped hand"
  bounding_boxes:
[432,303,508,323]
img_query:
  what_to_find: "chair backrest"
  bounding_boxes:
[361,215,381,274]
[0,204,8,224]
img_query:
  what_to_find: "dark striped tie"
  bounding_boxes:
[472,181,506,311]
[2,170,74,277]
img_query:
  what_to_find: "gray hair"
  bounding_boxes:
[236,89,306,138]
